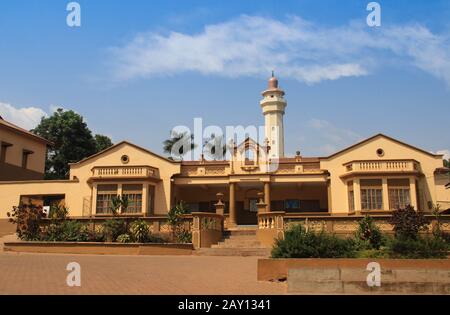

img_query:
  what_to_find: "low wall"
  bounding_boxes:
[0,219,15,237]
[3,242,194,256]
[258,258,450,294]
[284,214,450,236]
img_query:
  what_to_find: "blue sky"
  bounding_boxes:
[0,0,449,159]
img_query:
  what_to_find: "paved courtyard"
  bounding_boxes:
[0,236,286,295]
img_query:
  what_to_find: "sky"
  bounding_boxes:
[0,0,449,159]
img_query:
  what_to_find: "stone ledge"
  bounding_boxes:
[258,258,450,282]
[3,242,194,256]
[258,258,450,294]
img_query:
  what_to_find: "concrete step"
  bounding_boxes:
[195,247,271,257]
[221,235,257,242]
[224,229,257,236]
[211,241,263,249]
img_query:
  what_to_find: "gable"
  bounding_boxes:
[69,141,181,177]
[323,134,442,162]
[70,141,178,167]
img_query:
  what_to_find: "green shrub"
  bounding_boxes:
[388,205,429,240]
[130,220,150,243]
[355,248,390,258]
[147,234,168,243]
[7,204,46,241]
[388,236,448,259]
[271,224,355,258]
[176,230,192,243]
[168,201,190,241]
[103,219,127,242]
[354,215,384,250]
[43,220,89,242]
[116,234,132,243]
[48,204,68,220]
[60,221,89,242]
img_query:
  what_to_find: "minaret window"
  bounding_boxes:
[245,149,256,165]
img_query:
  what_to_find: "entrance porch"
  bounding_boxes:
[173,180,329,227]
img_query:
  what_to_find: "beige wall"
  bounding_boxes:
[0,142,181,219]
[69,143,181,216]
[0,125,47,175]
[321,135,448,214]
[0,180,80,218]
[0,136,448,220]
[434,173,450,210]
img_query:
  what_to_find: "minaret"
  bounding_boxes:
[260,72,287,158]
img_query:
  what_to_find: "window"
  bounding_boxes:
[1,142,12,163]
[96,184,118,214]
[348,181,354,211]
[285,199,300,210]
[389,188,410,210]
[361,189,383,210]
[147,185,155,215]
[245,149,256,165]
[360,179,383,210]
[387,179,411,210]
[122,184,143,214]
[22,150,33,169]
[249,199,258,212]
[348,190,355,211]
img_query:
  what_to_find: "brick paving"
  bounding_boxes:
[0,236,286,295]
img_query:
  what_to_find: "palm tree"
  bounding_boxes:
[203,134,228,160]
[163,131,196,161]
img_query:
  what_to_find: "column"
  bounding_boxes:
[409,177,418,211]
[327,181,332,213]
[142,184,149,216]
[264,182,271,212]
[91,183,98,216]
[354,178,361,214]
[229,183,237,227]
[382,178,390,211]
[117,184,123,214]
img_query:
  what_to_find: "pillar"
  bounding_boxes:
[117,184,123,214]
[229,183,237,227]
[382,178,390,211]
[327,180,332,213]
[142,184,149,216]
[92,183,98,216]
[257,192,267,214]
[215,192,225,215]
[354,178,361,214]
[264,182,271,212]
[409,177,418,211]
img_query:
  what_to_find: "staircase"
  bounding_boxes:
[195,226,271,257]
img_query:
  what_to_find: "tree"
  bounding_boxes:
[444,159,450,168]
[31,108,113,179]
[94,134,113,152]
[203,133,228,160]
[163,131,196,160]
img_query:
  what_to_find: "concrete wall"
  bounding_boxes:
[321,135,448,214]
[283,260,450,294]
[0,124,47,175]
[0,180,80,219]
[69,143,181,216]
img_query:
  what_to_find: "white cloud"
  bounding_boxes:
[437,149,450,160]
[0,102,48,130]
[109,15,450,85]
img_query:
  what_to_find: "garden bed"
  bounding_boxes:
[3,241,194,256]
